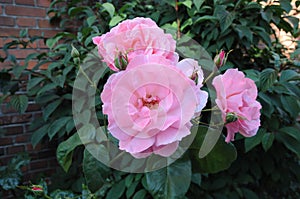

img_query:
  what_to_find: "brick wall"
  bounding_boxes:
[0,0,62,197]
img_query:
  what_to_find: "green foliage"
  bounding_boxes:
[145,157,191,198]
[189,126,237,173]
[0,153,29,193]
[0,0,299,198]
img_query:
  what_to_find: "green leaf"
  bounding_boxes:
[261,9,273,23]
[194,16,218,24]
[87,16,97,26]
[235,25,253,42]
[109,16,124,27]
[31,124,50,148]
[56,133,82,172]
[256,30,272,47]
[280,95,300,118]
[48,117,71,140]
[106,179,126,199]
[68,6,87,16]
[102,2,115,18]
[46,35,63,49]
[279,127,300,142]
[193,0,205,10]
[277,131,300,157]
[280,69,300,82]
[285,16,299,33]
[133,189,147,199]
[258,92,274,118]
[245,128,265,152]
[280,0,292,12]
[126,180,140,198]
[77,124,96,144]
[9,95,28,114]
[51,75,66,88]
[125,174,134,188]
[259,68,278,91]
[27,77,44,91]
[218,8,235,33]
[19,28,28,38]
[83,149,111,192]
[43,99,62,121]
[180,0,192,9]
[190,128,237,173]
[145,158,191,198]
[261,133,275,151]
[37,83,57,95]
[242,188,259,199]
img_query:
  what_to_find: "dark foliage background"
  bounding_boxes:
[0,0,299,198]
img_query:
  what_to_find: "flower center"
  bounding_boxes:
[139,94,160,109]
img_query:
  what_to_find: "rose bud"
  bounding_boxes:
[214,50,226,68]
[114,52,129,70]
[30,185,43,193]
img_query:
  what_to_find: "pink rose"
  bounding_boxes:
[176,58,204,85]
[101,55,206,158]
[212,69,262,142]
[176,58,208,116]
[93,17,178,71]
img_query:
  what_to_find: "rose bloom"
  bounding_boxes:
[212,69,262,142]
[176,58,208,116]
[101,55,207,158]
[93,17,178,71]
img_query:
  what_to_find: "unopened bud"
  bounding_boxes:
[214,50,226,68]
[225,112,238,124]
[30,185,43,193]
[114,52,128,70]
[71,45,80,58]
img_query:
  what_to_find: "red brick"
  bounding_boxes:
[28,29,60,38]
[19,60,50,69]
[3,126,23,135]
[15,0,35,6]
[37,0,51,8]
[7,145,25,154]
[26,103,41,112]
[0,61,12,69]
[0,38,14,48]
[30,160,47,170]
[0,49,6,58]
[6,6,46,17]
[37,39,48,49]
[27,60,49,69]
[26,143,42,151]
[0,6,2,14]
[1,104,18,114]
[0,0,12,3]
[0,137,13,146]
[38,19,55,29]
[8,49,47,59]
[15,134,30,143]
[16,17,36,27]
[0,38,32,49]
[0,28,22,37]
[0,16,14,26]
[0,114,32,125]
[0,155,14,165]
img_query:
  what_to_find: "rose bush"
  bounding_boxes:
[212,69,262,143]
[1,0,299,198]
